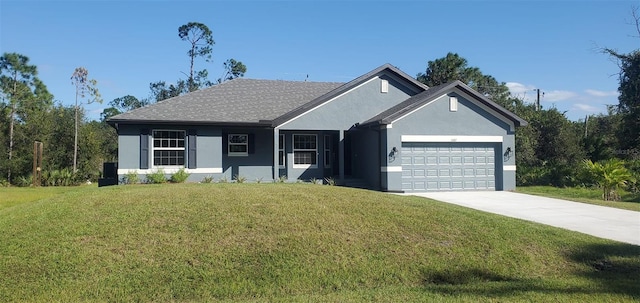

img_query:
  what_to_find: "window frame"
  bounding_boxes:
[278,134,286,168]
[324,135,331,168]
[152,129,186,167]
[293,134,317,168]
[228,134,249,157]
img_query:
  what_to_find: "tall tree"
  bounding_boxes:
[0,53,52,182]
[604,49,640,152]
[71,67,102,173]
[148,80,186,102]
[602,7,640,154]
[582,108,621,162]
[101,95,149,121]
[417,53,475,87]
[416,52,512,109]
[178,22,215,92]
[218,59,247,83]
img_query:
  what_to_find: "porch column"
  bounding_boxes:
[273,128,279,181]
[339,130,345,183]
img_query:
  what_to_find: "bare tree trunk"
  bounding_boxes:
[189,43,195,91]
[8,102,15,183]
[73,91,78,173]
[7,72,17,183]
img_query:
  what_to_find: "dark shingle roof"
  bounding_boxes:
[108,79,344,125]
[361,80,528,127]
[108,63,429,127]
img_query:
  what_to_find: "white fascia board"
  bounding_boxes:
[277,77,378,128]
[118,167,223,175]
[381,166,402,172]
[401,135,503,143]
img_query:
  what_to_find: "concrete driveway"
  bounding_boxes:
[404,191,640,246]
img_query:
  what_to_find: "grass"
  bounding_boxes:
[517,186,640,212]
[1,184,639,302]
[0,185,89,211]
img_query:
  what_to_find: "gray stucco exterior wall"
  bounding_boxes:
[382,90,517,191]
[279,74,419,131]
[278,131,336,181]
[116,124,224,183]
[221,128,273,181]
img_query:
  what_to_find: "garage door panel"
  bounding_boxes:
[401,142,497,192]
[464,168,475,176]
[413,181,426,190]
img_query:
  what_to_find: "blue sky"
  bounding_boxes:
[1,0,638,121]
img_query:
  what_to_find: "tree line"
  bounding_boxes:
[0,22,245,186]
[1,19,638,198]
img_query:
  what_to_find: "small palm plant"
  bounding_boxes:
[583,159,635,201]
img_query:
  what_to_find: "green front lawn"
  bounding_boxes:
[517,186,640,212]
[1,184,638,302]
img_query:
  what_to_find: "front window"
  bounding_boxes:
[153,130,185,166]
[293,134,317,167]
[228,134,248,156]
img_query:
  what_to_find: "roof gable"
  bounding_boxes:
[271,63,428,126]
[361,80,527,127]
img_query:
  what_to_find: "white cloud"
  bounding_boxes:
[572,103,601,112]
[542,90,578,102]
[585,89,618,97]
[504,81,614,120]
[505,82,535,95]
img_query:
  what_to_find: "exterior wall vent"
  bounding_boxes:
[449,96,458,112]
[381,79,389,93]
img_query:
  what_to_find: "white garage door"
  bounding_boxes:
[401,142,496,191]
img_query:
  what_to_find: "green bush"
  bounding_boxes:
[122,171,140,185]
[145,169,167,184]
[15,175,33,187]
[170,168,191,183]
[324,177,336,186]
[275,175,287,183]
[201,175,214,183]
[234,175,246,183]
[41,168,76,186]
[627,159,640,193]
[583,159,635,201]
